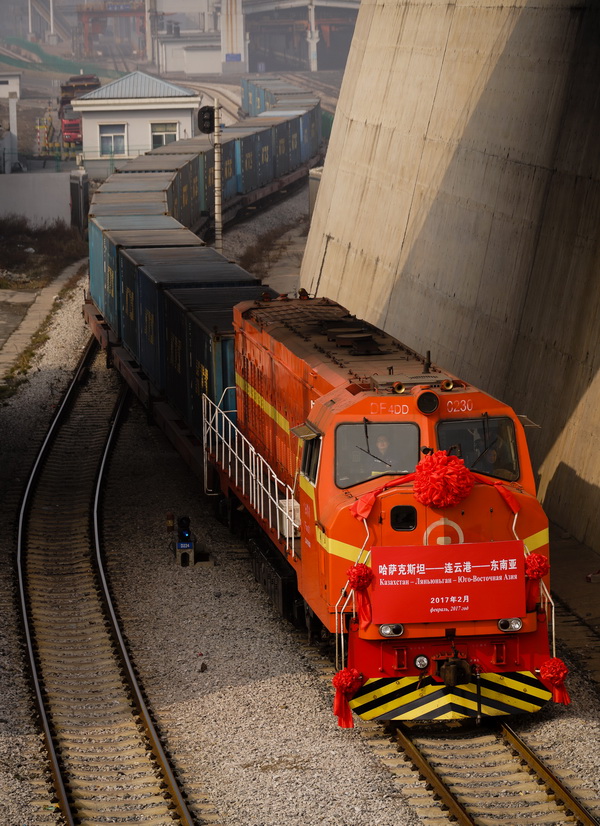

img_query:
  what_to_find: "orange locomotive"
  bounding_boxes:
[203,295,568,725]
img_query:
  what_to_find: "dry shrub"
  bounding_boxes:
[0,215,88,286]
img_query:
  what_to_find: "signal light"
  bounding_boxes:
[198,105,215,134]
[416,391,439,414]
[178,515,191,543]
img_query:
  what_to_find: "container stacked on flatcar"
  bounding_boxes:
[241,76,323,156]
[85,75,321,352]
[85,78,321,434]
[164,285,278,436]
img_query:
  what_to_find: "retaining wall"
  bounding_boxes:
[300,0,600,550]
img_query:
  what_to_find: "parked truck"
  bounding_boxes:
[59,74,101,145]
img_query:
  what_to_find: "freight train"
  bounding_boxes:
[84,77,569,727]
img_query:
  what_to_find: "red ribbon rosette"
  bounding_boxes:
[413,450,475,508]
[540,657,571,705]
[347,563,374,630]
[332,667,363,728]
[524,553,550,610]
[525,553,550,580]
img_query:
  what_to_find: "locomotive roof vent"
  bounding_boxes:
[335,332,372,347]
[324,324,368,341]
[348,334,383,355]
[409,374,440,383]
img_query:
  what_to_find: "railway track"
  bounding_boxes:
[17,339,197,825]
[293,625,600,825]
[184,81,242,122]
[388,722,600,825]
[108,44,130,75]
[277,71,341,112]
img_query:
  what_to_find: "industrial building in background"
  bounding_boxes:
[8,0,357,74]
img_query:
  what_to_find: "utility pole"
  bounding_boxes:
[214,98,222,255]
[307,2,320,72]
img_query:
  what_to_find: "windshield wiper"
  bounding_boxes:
[355,445,392,467]
[363,417,371,453]
[469,437,499,470]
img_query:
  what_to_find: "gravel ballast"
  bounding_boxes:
[1,190,600,825]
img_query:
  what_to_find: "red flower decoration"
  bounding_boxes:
[347,564,374,630]
[413,450,475,508]
[524,554,550,610]
[525,553,550,580]
[347,563,374,591]
[332,667,363,728]
[540,657,571,705]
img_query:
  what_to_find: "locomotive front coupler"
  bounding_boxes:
[438,656,473,688]
[436,640,473,688]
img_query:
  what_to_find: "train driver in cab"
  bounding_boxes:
[335,423,419,488]
[367,434,395,474]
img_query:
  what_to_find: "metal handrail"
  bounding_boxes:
[202,393,299,552]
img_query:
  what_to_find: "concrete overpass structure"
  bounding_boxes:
[243,0,358,70]
[28,0,71,44]
[301,0,600,553]
[245,0,357,71]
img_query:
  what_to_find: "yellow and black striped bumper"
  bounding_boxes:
[349,672,552,721]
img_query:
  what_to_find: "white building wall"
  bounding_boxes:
[159,36,222,74]
[78,106,198,160]
[184,47,221,74]
[0,172,70,223]
[0,73,21,99]
[161,42,187,73]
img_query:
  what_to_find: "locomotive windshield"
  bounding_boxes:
[335,421,420,488]
[437,416,519,481]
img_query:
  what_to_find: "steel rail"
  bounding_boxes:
[501,723,600,826]
[16,334,98,826]
[93,390,197,825]
[276,71,340,110]
[17,338,197,825]
[393,725,477,825]
[184,81,241,121]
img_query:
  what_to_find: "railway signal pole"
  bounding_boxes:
[214,99,223,255]
[198,101,222,255]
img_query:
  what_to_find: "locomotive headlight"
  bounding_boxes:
[497,617,523,632]
[414,655,430,670]
[416,391,439,415]
[379,623,404,637]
